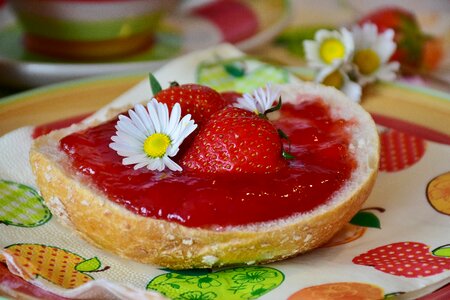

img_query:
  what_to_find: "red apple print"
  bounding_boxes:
[379,129,426,172]
[353,242,450,278]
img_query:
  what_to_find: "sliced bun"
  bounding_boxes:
[30,82,379,269]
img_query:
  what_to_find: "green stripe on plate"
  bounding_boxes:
[384,81,450,102]
[15,11,163,41]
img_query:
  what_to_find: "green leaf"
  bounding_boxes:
[149,73,162,95]
[75,257,101,273]
[282,150,295,160]
[432,244,450,258]
[350,211,381,228]
[277,129,289,140]
[224,62,245,77]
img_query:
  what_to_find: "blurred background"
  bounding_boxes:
[0,0,449,95]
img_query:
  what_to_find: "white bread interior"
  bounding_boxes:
[30,82,379,269]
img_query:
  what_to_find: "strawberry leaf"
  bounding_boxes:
[350,211,381,228]
[149,73,162,95]
[432,244,450,258]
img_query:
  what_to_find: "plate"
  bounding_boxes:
[0,0,291,89]
[0,72,449,299]
[0,73,449,299]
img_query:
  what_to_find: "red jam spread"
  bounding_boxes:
[60,97,355,229]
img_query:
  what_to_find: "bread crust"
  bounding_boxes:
[30,83,379,269]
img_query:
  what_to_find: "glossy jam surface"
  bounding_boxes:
[60,97,355,228]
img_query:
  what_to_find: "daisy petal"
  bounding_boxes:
[163,156,182,172]
[167,103,182,136]
[122,153,148,165]
[147,99,161,133]
[134,103,155,135]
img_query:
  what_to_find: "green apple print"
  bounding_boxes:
[0,180,51,227]
[147,266,284,300]
[197,58,289,93]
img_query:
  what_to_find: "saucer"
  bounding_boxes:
[0,0,291,88]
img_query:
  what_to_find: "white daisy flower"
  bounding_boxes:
[351,23,399,85]
[109,99,197,172]
[304,28,354,69]
[316,66,362,103]
[234,83,281,114]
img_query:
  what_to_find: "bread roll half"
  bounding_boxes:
[30,82,379,269]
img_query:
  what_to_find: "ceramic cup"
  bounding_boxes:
[8,0,177,60]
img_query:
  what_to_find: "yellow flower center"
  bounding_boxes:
[323,70,344,89]
[320,38,346,64]
[354,49,380,75]
[143,133,171,158]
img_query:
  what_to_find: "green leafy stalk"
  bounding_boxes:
[282,150,295,160]
[278,128,294,160]
[149,73,162,95]
[264,97,282,115]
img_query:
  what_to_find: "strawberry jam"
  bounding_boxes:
[60,97,355,228]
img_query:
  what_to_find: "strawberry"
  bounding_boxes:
[352,242,450,278]
[152,79,226,126]
[220,91,242,106]
[421,37,444,71]
[358,6,443,71]
[358,6,418,33]
[180,107,287,174]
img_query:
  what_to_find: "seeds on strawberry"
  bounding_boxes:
[154,83,226,125]
[180,107,286,174]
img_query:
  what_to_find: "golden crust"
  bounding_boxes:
[30,83,379,269]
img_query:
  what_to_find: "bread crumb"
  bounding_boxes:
[202,255,218,266]
[81,199,89,206]
[261,253,274,260]
[44,172,52,182]
[48,196,71,226]
[186,251,192,258]
[357,139,366,149]
[304,234,312,243]
[182,239,193,245]
[246,261,255,265]
[167,234,175,240]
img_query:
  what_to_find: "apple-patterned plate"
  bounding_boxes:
[0,45,449,299]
